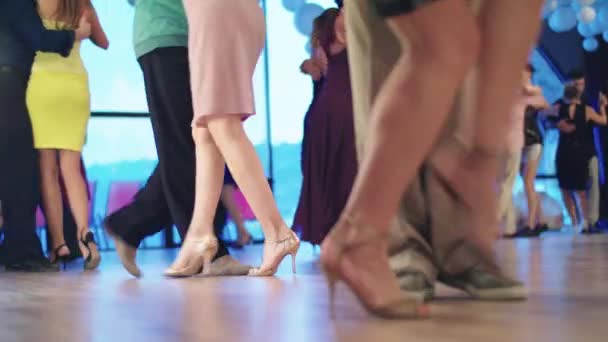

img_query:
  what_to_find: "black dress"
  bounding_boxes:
[555,104,594,191]
[524,105,543,147]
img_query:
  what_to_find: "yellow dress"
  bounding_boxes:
[27,20,90,152]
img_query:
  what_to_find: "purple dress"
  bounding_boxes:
[293,49,357,245]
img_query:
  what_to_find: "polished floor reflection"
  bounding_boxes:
[1,233,607,342]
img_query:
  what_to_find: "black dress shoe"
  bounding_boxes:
[5,259,60,272]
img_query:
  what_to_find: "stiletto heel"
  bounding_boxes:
[290,251,297,274]
[164,235,219,278]
[320,215,428,319]
[80,231,101,270]
[323,268,338,318]
[248,231,300,277]
[50,244,70,270]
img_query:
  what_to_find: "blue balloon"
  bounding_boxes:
[282,0,306,12]
[603,31,608,41]
[549,7,578,32]
[294,4,325,36]
[598,7,608,25]
[583,37,599,51]
[578,21,595,36]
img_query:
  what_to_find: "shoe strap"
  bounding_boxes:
[328,214,390,256]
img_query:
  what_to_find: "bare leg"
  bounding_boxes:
[39,149,69,261]
[561,189,577,227]
[206,116,297,274]
[221,184,251,245]
[167,126,225,272]
[323,1,477,317]
[577,191,589,229]
[523,152,540,229]
[59,150,98,266]
[434,0,544,251]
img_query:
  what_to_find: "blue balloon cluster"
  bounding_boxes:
[549,6,578,32]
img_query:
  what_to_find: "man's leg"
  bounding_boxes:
[0,67,54,271]
[587,156,600,227]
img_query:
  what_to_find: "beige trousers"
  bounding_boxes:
[345,0,491,279]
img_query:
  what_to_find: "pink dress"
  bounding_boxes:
[182,0,265,127]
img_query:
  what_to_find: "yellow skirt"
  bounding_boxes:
[26,70,90,152]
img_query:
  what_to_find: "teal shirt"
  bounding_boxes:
[132,0,188,59]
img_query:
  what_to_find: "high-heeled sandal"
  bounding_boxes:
[320,215,429,319]
[248,231,300,277]
[50,244,70,270]
[80,231,101,270]
[164,235,219,278]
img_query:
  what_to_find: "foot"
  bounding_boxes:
[535,223,549,234]
[321,216,428,319]
[506,227,539,238]
[104,221,141,277]
[582,224,603,235]
[79,230,101,270]
[248,230,300,276]
[49,244,71,264]
[396,271,435,302]
[438,267,527,300]
[202,255,251,276]
[165,235,218,278]
[430,144,501,260]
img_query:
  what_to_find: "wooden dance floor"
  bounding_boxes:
[1,233,607,341]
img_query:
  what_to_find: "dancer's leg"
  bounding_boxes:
[167,126,225,272]
[39,149,69,260]
[207,117,296,274]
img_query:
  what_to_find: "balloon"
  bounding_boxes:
[602,31,608,41]
[578,21,595,35]
[294,4,324,36]
[578,6,597,22]
[590,18,605,33]
[549,6,578,32]
[282,0,306,12]
[583,37,599,50]
[599,7,608,25]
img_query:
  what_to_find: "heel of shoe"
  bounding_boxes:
[323,268,338,318]
[290,252,297,274]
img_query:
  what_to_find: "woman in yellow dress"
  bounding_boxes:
[27,0,108,270]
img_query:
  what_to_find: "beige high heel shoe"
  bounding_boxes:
[320,215,429,319]
[248,231,300,276]
[164,235,219,278]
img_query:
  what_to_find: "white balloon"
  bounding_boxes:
[578,5,597,22]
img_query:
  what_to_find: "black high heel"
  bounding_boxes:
[50,244,70,270]
[80,231,101,270]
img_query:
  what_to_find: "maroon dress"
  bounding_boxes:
[293,49,357,245]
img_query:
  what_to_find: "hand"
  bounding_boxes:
[300,60,322,80]
[75,15,91,41]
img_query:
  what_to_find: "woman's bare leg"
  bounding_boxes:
[168,126,225,271]
[323,0,478,315]
[39,149,69,260]
[523,150,540,229]
[561,189,577,227]
[206,116,296,273]
[59,150,96,260]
